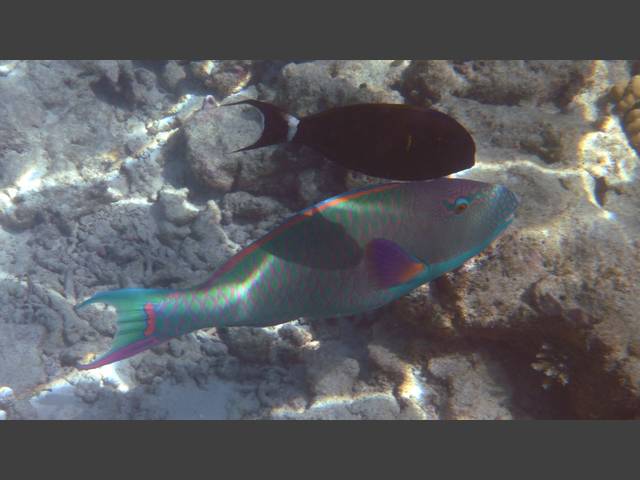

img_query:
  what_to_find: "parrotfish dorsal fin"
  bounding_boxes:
[365,238,427,289]
[222,99,296,152]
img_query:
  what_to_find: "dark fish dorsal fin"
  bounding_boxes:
[365,238,428,289]
[222,99,295,152]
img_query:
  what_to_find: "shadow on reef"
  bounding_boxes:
[372,270,640,419]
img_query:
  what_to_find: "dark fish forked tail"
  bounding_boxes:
[74,288,172,370]
[223,99,298,152]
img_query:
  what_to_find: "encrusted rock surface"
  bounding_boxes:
[0,60,638,419]
[611,74,640,151]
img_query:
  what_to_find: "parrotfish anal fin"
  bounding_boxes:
[222,99,293,152]
[365,238,427,289]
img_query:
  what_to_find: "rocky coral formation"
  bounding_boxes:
[398,60,592,109]
[0,60,639,419]
[611,75,640,151]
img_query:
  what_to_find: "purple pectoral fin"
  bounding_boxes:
[365,238,428,289]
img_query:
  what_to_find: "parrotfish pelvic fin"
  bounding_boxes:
[223,99,297,152]
[365,238,428,290]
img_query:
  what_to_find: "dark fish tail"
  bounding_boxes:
[223,99,299,152]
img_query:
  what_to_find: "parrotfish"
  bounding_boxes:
[76,179,518,370]
[226,100,476,181]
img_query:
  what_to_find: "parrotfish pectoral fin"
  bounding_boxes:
[222,99,295,152]
[74,288,172,370]
[365,238,428,289]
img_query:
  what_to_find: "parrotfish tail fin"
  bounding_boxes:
[74,288,172,370]
[222,99,299,152]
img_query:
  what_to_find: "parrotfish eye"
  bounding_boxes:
[453,197,470,214]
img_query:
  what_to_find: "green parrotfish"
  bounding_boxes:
[76,179,518,370]
[226,100,476,181]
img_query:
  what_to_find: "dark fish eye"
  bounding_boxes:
[453,197,470,214]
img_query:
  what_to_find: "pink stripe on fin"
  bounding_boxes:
[143,303,156,336]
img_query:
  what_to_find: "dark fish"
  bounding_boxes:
[225,100,476,180]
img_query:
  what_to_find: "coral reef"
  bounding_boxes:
[0,60,639,419]
[611,75,640,150]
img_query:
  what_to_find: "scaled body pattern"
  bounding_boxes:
[77,179,518,369]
